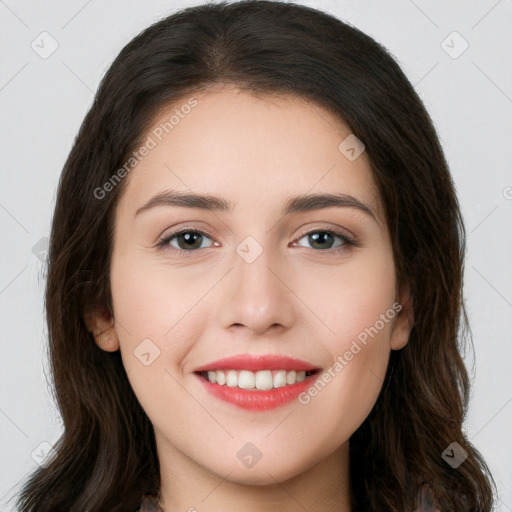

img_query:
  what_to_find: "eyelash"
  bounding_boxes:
[156,227,360,257]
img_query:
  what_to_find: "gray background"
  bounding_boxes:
[1,0,511,510]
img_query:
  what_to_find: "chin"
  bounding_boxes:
[218,457,311,487]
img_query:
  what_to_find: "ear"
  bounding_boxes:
[83,306,120,352]
[389,282,414,351]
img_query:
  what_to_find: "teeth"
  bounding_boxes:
[238,370,255,389]
[273,370,287,388]
[226,370,237,387]
[216,371,226,385]
[204,369,310,389]
[255,370,273,390]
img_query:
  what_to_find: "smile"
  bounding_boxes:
[193,354,322,411]
[198,369,318,390]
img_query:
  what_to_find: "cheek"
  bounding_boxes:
[296,305,394,452]
[110,248,210,339]
[109,253,204,386]
[299,242,397,348]
[293,248,396,430]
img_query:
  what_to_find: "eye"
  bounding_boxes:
[156,227,359,256]
[293,229,358,254]
[158,229,215,253]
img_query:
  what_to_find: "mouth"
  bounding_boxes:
[193,354,322,410]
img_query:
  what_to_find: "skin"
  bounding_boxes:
[86,85,413,512]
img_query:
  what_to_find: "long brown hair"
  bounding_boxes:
[16,1,496,510]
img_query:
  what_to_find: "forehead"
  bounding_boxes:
[118,86,383,221]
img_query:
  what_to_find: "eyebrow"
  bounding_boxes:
[135,190,376,220]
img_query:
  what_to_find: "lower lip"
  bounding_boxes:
[195,372,320,411]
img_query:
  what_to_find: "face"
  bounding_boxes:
[92,86,412,491]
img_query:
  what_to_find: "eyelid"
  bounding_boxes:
[290,228,360,257]
[156,226,218,254]
[293,225,360,247]
[159,225,216,241]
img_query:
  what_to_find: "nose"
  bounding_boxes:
[217,243,296,336]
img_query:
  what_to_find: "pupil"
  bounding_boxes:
[310,232,333,249]
[179,232,202,249]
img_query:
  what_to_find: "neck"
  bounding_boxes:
[155,434,352,512]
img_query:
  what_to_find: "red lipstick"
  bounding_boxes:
[194,354,321,411]
[194,354,320,372]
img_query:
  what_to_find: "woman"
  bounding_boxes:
[16,1,496,510]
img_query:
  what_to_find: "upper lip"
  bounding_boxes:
[194,354,321,373]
